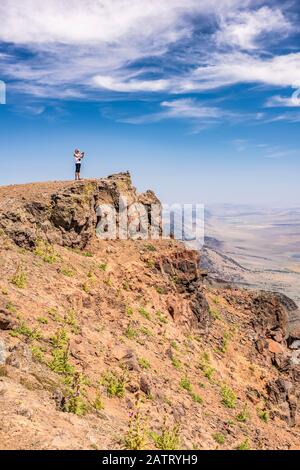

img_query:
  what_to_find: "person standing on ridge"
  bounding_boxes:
[74,148,85,180]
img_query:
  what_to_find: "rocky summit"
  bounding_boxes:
[0,173,300,450]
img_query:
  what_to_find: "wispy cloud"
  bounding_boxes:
[112,98,239,128]
[266,91,300,108]
[231,139,298,159]
[0,0,300,128]
[215,6,293,50]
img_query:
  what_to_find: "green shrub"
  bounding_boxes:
[101,371,127,398]
[199,352,215,381]
[138,358,151,370]
[124,325,138,340]
[139,308,151,320]
[236,439,251,450]
[30,345,44,362]
[180,377,192,392]
[124,403,148,450]
[126,307,134,317]
[93,391,105,411]
[63,373,87,416]
[37,316,48,324]
[257,409,269,423]
[64,309,79,333]
[221,385,237,409]
[151,420,181,450]
[35,240,59,264]
[98,263,107,272]
[191,393,203,404]
[11,269,27,289]
[212,433,225,445]
[6,302,17,314]
[14,322,41,341]
[145,244,156,252]
[139,327,153,337]
[156,310,168,324]
[171,357,181,370]
[49,329,74,376]
[236,405,249,423]
[209,307,221,320]
[59,267,75,277]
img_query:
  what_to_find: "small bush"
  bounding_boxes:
[98,263,107,272]
[93,390,105,411]
[257,409,269,423]
[236,439,251,451]
[11,269,27,289]
[49,329,74,376]
[209,307,221,320]
[221,385,237,409]
[101,371,127,398]
[35,240,59,264]
[14,322,41,341]
[151,419,181,450]
[219,331,230,354]
[191,393,203,404]
[199,352,215,381]
[63,373,87,416]
[156,310,168,324]
[145,244,156,252]
[37,316,48,325]
[59,267,75,277]
[171,357,181,370]
[64,309,79,333]
[138,358,151,370]
[6,302,17,314]
[124,325,138,340]
[139,327,153,337]
[212,432,225,445]
[30,345,44,362]
[124,401,148,450]
[126,307,134,317]
[139,308,151,320]
[236,405,249,423]
[180,377,192,392]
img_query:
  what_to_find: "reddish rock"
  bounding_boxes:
[267,339,285,354]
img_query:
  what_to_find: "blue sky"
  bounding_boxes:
[0,0,300,205]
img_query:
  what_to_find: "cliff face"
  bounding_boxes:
[0,172,160,249]
[0,174,299,450]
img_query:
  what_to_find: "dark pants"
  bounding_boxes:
[76,163,81,173]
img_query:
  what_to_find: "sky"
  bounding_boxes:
[0,0,300,205]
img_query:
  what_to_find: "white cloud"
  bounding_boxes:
[215,6,293,50]
[93,75,170,93]
[188,52,300,91]
[115,98,238,126]
[0,0,299,114]
[266,89,300,107]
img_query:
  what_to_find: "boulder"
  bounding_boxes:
[0,309,17,331]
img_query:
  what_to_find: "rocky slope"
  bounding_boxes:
[0,173,299,450]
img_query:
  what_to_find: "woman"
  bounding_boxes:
[74,148,85,180]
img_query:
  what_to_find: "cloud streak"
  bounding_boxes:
[0,0,299,126]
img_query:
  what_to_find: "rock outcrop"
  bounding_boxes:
[0,172,160,249]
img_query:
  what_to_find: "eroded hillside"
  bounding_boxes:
[0,174,299,450]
